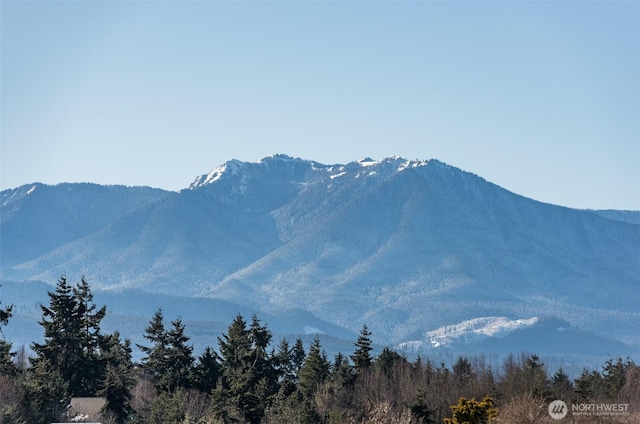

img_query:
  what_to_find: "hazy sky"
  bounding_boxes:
[2,1,639,210]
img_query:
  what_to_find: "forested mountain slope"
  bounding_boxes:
[2,155,638,355]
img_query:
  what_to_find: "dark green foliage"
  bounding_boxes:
[149,391,185,424]
[298,337,330,399]
[138,310,194,393]
[0,287,15,377]
[99,332,135,424]
[4,276,640,424]
[73,277,107,395]
[166,317,195,391]
[192,346,221,393]
[376,346,402,378]
[213,314,277,423]
[331,352,354,387]
[575,367,603,402]
[0,340,15,378]
[291,338,306,377]
[452,356,475,385]
[31,276,107,398]
[409,389,435,424]
[601,356,631,400]
[549,367,573,402]
[350,324,373,374]
[19,363,69,424]
[274,338,296,384]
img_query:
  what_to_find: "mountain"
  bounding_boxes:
[0,183,172,267]
[1,154,639,363]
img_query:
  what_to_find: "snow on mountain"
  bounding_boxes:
[1,155,639,360]
[399,316,540,349]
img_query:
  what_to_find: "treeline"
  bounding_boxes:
[0,277,639,424]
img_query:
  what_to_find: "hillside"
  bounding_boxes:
[1,155,639,359]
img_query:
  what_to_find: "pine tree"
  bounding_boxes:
[550,367,574,402]
[0,287,15,376]
[165,317,195,392]
[192,347,221,393]
[99,332,134,424]
[217,314,252,396]
[575,368,603,402]
[350,324,372,374]
[410,389,436,424]
[291,338,306,379]
[331,352,354,387]
[138,310,194,393]
[214,314,276,423]
[452,356,475,386]
[31,276,107,397]
[375,347,402,379]
[298,337,330,399]
[74,276,107,395]
[601,357,630,400]
[274,338,294,383]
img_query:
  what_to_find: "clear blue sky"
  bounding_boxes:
[2,1,639,210]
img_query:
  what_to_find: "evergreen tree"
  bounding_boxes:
[31,276,106,397]
[192,346,221,393]
[291,338,306,379]
[214,314,276,423]
[331,352,354,387]
[350,324,372,374]
[165,317,194,391]
[575,368,603,402]
[21,362,68,424]
[73,276,107,395]
[298,337,330,399]
[138,309,169,390]
[375,347,402,379]
[410,389,436,424]
[149,391,186,424]
[452,356,475,386]
[0,288,15,376]
[549,367,574,402]
[99,332,134,424]
[274,338,294,383]
[138,310,194,393]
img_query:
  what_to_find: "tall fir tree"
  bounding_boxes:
[138,310,194,393]
[74,276,107,395]
[376,347,403,379]
[192,346,221,393]
[291,338,306,380]
[298,337,330,399]
[350,324,373,374]
[0,287,15,376]
[138,308,169,388]
[165,317,195,392]
[213,314,277,424]
[31,276,107,397]
[99,332,134,424]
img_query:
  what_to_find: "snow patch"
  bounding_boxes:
[399,316,539,350]
[356,157,380,167]
[304,326,324,335]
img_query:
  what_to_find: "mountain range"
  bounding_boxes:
[1,154,639,369]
